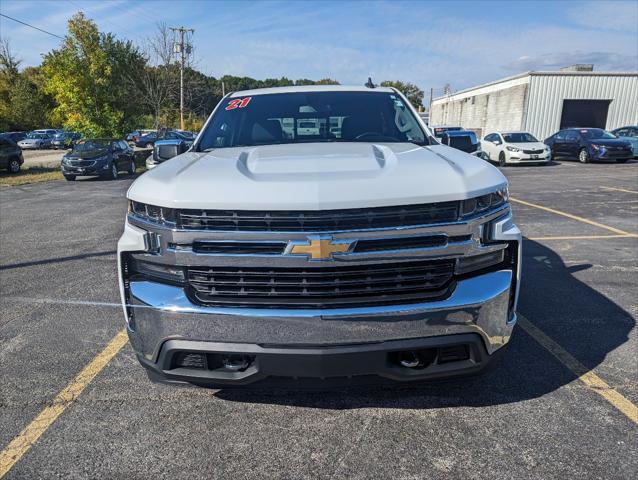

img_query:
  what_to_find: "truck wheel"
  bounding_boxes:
[8,158,21,173]
[128,159,136,175]
[64,175,76,181]
[498,151,507,167]
[578,148,590,163]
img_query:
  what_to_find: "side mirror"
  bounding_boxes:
[154,140,188,163]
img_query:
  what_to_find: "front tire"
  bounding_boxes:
[8,158,21,173]
[64,174,76,181]
[498,151,507,167]
[578,148,590,163]
[107,163,118,180]
[128,159,136,175]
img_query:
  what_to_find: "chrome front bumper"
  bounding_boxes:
[117,205,522,380]
[127,269,516,363]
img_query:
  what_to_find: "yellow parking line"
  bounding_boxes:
[510,197,637,236]
[518,316,638,426]
[0,329,128,478]
[526,234,634,241]
[601,186,638,194]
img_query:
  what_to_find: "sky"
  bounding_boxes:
[1,0,637,95]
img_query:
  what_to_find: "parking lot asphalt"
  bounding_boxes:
[1,159,637,479]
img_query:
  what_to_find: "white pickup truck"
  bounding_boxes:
[118,85,521,388]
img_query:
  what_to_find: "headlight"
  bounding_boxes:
[128,200,176,226]
[62,157,70,164]
[460,187,509,218]
[506,146,521,152]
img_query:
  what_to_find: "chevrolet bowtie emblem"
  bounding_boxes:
[285,236,357,260]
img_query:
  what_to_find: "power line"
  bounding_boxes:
[0,13,64,40]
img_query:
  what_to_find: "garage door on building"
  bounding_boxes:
[560,99,611,130]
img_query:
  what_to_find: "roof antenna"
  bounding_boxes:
[365,77,376,89]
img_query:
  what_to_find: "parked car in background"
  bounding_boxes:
[61,139,136,181]
[0,137,24,173]
[17,132,53,149]
[431,125,463,139]
[481,131,551,166]
[439,130,485,159]
[135,130,193,149]
[176,130,197,140]
[0,131,27,143]
[134,132,159,148]
[544,128,633,163]
[33,129,59,137]
[611,126,638,158]
[51,131,82,149]
[126,129,156,143]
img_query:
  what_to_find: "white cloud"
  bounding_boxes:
[567,0,638,32]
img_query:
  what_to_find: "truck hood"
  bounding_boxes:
[127,142,507,210]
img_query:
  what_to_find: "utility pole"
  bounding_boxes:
[429,87,433,116]
[170,26,194,130]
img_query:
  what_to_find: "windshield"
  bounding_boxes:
[581,129,616,140]
[72,139,110,152]
[197,91,428,150]
[503,132,538,143]
[26,133,46,139]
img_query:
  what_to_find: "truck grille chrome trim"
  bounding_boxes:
[176,201,460,232]
[128,269,513,319]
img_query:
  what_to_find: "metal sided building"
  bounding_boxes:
[429,70,638,140]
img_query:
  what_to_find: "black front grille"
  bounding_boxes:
[522,149,544,154]
[187,260,456,308]
[192,241,285,255]
[177,202,460,232]
[69,159,96,167]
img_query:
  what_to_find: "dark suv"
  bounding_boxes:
[51,131,82,149]
[0,138,24,173]
[0,131,27,143]
[61,139,136,180]
[439,130,485,159]
[545,128,633,163]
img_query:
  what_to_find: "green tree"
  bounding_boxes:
[380,80,424,108]
[8,67,56,130]
[42,12,145,137]
[0,40,54,130]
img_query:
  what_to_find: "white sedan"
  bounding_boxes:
[481,131,551,166]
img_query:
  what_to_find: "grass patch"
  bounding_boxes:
[0,166,64,186]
